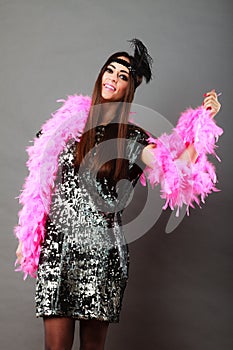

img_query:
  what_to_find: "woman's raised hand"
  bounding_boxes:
[203,89,221,118]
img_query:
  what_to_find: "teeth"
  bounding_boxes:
[105,84,115,91]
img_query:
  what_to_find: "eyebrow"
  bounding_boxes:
[108,63,129,75]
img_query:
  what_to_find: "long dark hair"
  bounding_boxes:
[75,40,153,183]
[74,52,135,182]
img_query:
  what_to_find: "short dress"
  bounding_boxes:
[35,122,149,323]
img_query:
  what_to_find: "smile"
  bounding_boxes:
[104,83,116,92]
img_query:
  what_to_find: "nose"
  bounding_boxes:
[110,71,118,82]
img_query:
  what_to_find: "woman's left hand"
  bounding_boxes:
[203,89,221,118]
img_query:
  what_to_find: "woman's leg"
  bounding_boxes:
[79,319,109,350]
[43,316,75,350]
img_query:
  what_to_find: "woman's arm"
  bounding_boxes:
[140,90,223,214]
[178,90,221,163]
[141,90,221,167]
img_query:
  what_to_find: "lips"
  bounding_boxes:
[104,83,116,92]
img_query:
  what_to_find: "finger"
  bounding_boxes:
[16,255,23,265]
[203,101,219,110]
[203,97,217,108]
[16,247,21,256]
[204,103,213,110]
[203,90,217,99]
[16,250,23,263]
[203,96,220,109]
[204,103,220,118]
[206,88,216,94]
[16,253,22,262]
[204,100,219,109]
[203,97,221,108]
[204,97,217,105]
[203,94,218,102]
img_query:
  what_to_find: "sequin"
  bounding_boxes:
[35,123,149,323]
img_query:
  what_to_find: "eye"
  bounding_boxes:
[105,67,113,73]
[119,74,128,82]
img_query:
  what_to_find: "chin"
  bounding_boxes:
[101,95,115,102]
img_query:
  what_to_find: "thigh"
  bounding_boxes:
[43,316,75,350]
[79,319,109,350]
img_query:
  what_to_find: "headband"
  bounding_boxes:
[111,58,136,74]
[109,58,138,87]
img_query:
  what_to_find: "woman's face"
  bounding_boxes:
[101,56,130,102]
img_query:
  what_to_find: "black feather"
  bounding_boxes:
[128,38,153,84]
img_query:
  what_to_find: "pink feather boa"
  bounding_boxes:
[15,97,223,278]
[15,95,91,279]
[140,106,223,214]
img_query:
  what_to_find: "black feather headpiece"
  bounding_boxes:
[128,38,153,86]
[102,38,153,89]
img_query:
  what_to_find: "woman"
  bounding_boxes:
[15,39,222,350]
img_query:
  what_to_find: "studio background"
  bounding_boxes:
[0,0,232,349]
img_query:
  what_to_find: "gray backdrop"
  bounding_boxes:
[1,0,232,349]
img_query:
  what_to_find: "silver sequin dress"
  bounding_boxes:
[35,123,149,323]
